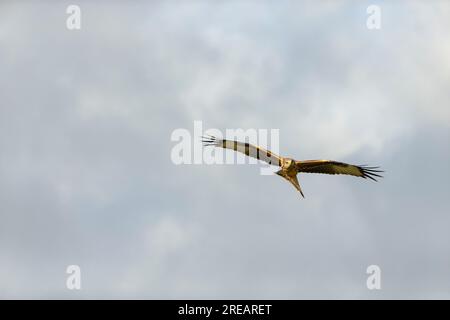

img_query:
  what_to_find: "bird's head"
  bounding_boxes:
[282,158,295,169]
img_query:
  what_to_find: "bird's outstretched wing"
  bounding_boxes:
[295,160,383,181]
[202,135,282,166]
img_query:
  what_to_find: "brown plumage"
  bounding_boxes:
[202,135,383,198]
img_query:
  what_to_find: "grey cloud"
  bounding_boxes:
[0,1,449,298]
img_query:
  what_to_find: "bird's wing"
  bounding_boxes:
[202,135,282,166]
[295,160,383,181]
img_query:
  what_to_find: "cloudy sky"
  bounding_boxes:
[0,1,449,299]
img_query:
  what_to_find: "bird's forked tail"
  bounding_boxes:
[276,170,305,198]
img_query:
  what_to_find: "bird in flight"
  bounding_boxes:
[201,135,383,197]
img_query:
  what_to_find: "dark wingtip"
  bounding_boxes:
[359,165,384,182]
[201,135,219,146]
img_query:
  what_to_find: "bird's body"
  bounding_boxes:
[276,158,305,196]
[202,135,383,198]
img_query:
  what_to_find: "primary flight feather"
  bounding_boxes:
[201,135,383,198]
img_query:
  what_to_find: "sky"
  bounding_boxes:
[0,1,449,299]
